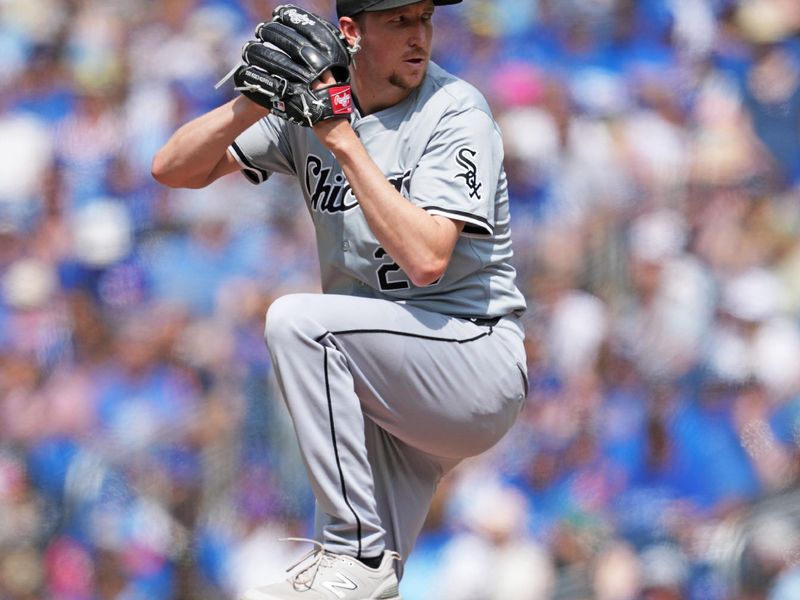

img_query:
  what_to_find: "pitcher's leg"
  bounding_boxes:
[363,422,460,577]
[320,304,527,460]
[265,293,526,562]
[265,295,386,558]
[313,420,459,572]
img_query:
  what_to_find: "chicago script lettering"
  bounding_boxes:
[304,154,412,214]
[305,155,358,213]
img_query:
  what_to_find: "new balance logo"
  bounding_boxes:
[321,573,358,598]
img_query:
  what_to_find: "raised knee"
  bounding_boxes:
[264,293,322,346]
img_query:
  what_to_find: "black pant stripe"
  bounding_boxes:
[323,345,363,558]
[315,327,493,345]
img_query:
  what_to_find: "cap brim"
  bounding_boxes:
[338,0,461,17]
[364,0,461,10]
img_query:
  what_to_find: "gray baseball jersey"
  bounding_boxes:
[228,61,528,578]
[230,61,526,319]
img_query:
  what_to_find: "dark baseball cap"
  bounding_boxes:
[337,0,462,18]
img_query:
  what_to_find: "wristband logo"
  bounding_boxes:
[328,86,353,115]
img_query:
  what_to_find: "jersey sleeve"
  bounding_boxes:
[409,108,502,238]
[228,115,296,184]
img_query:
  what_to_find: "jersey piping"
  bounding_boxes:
[230,141,268,184]
[420,206,493,237]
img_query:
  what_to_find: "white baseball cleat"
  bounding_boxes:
[241,539,402,600]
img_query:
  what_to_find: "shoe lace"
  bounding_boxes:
[279,537,339,592]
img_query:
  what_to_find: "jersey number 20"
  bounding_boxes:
[374,247,410,291]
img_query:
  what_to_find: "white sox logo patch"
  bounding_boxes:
[455,147,482,199]
[305,154,411,214]
[283,8,315,26]
[321,573,358,598]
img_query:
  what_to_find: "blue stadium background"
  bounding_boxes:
[1,0,800,598]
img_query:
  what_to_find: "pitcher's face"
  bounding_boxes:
[354,1,435,93]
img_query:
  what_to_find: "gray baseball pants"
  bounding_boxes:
[264,293,527,575]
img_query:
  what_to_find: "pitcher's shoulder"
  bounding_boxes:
[422,62,493,116]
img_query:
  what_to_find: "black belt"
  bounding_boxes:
[467,316,502,327]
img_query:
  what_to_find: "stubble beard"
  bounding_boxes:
[388,64,427,92]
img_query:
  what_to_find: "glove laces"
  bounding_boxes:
[348,35,361,56]
[299,95,314,127]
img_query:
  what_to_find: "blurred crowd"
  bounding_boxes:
[1,0,800,599]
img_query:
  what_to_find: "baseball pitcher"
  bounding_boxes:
[152,1,528,598]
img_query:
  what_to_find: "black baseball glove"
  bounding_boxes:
[232,5,353,126]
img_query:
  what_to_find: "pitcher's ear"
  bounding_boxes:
[339,16,362,54]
